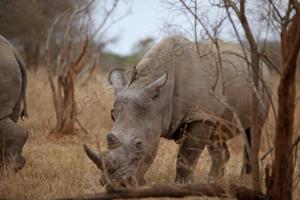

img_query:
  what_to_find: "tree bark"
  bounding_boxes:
[250,51,262,192]
[58,70,76,134]
[269,8,300,200]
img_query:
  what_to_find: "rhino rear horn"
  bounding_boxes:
[83,144,103,170]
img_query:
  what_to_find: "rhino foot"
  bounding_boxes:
[175,173,194,184]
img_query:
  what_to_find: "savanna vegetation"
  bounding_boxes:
[0,66,299,200]
[0,0,300,200]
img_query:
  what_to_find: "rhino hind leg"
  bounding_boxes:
[207,142,230,178]
[175,122,212,183]
[0,117,27,171]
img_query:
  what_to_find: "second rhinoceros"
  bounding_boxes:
[0,34,28,171]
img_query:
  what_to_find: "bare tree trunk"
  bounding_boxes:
[250,50,262,192]
[269,8,300,200]
[55,70,76,134]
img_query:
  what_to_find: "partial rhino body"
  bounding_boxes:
[0,34,28,171]
[85,36,271,188]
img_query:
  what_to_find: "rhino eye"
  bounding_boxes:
[110,109,115,121]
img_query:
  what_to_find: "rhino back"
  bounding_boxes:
[135,36,270,136]
[171,38,270,132]
[0,36,22,120]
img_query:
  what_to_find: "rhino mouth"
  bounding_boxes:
[14,154,26,171]
[84,144,139,189]
[103,176,137,191]
[101,165,139,189]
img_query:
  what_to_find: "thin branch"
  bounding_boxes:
[289,134,300,153]
[91,0,119,39]
[260,147,273,162]
[259,53,282,75]
[74,37,89,74]
[179,0,214,40]
[267,0,283,21]
[81,52,100,86]
[76,118,89,135]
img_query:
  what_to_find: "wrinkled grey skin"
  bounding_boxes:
[84,36,271,188]
[0,35,28,171]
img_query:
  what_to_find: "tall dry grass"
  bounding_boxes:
[0,70,299,200]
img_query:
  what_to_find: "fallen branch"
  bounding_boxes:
[56,183,266,200]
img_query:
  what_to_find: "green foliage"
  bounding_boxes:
[131,37,154,57]
[100,37,155,72]
[100,52,141,72]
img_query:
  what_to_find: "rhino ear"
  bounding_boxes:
[108,69,127,92]
[143,72,168,99]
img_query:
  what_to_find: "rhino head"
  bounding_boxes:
[84,68,168,189]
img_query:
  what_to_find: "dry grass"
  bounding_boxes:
[0,70,299,200]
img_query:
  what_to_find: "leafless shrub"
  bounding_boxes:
[45,1,119,135]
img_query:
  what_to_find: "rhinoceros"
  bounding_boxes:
[0,34,28,171]
[84,35,270,188]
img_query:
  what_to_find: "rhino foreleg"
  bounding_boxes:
[175,138,204,183]
[0,117,27,171]
[175,122,212,183]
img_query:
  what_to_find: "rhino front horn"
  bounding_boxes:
[107,133,121,149]
[83,144,103,170]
